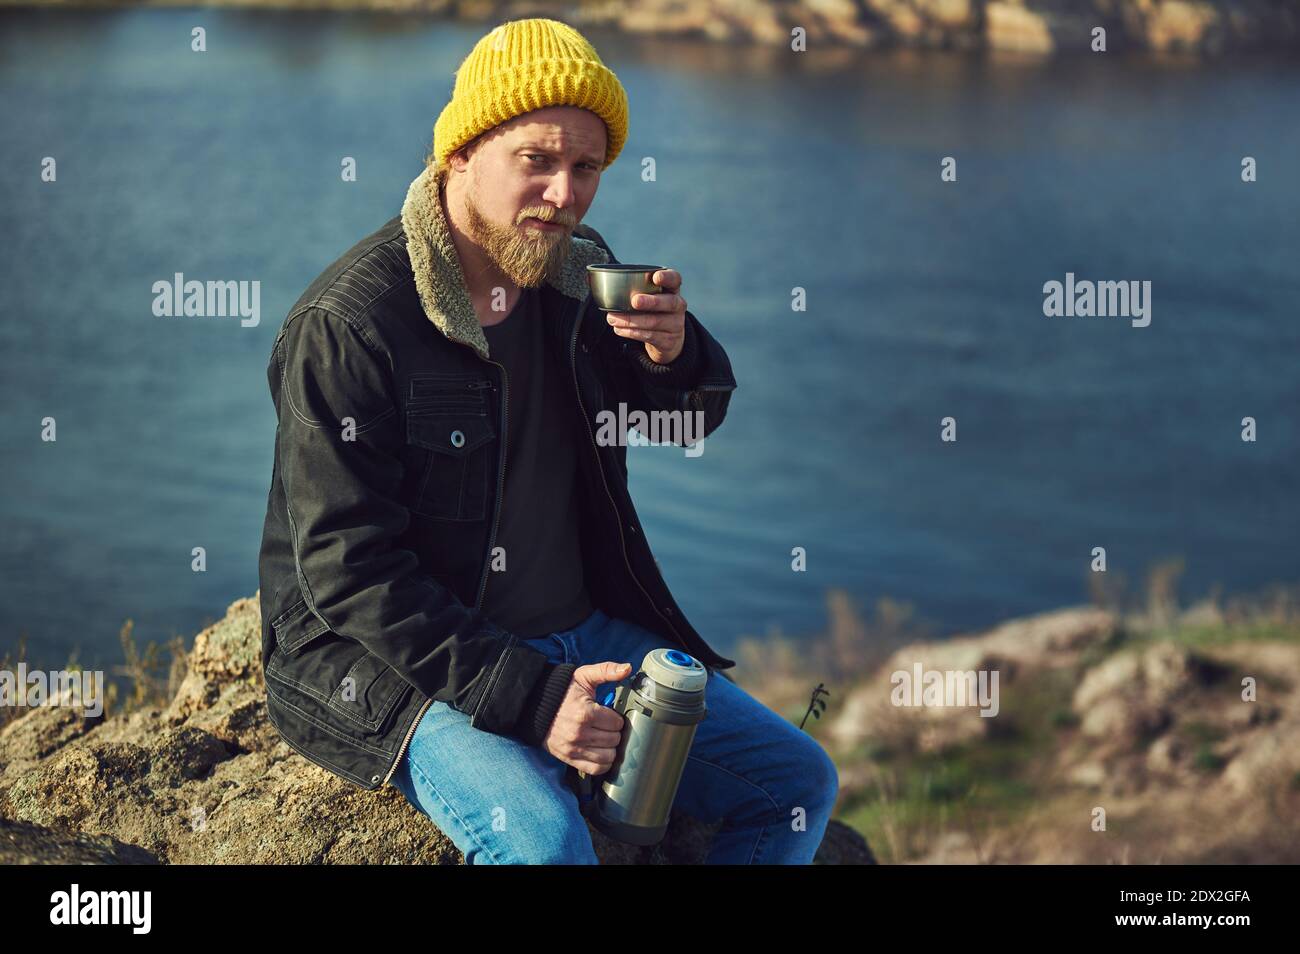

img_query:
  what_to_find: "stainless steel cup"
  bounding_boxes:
[586,264,666,312]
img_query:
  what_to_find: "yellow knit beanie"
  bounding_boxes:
[432,18,629,172]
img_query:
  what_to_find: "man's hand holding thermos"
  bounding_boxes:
[542,650,710,846]
[543,662,631,775]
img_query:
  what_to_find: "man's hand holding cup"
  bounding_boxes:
[604,268,687,365]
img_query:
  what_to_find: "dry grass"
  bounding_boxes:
[1089,556,1300,636]
[0,619,188,733]
[731,589,931,729]
[110,619,189,716]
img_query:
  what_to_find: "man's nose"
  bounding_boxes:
[542,171,576,211]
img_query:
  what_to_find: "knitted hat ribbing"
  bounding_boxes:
[432,18,629,172]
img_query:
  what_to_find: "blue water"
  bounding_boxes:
[2,10,1298,672]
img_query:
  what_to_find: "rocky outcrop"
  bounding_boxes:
[0,816,160,864]
[0,594,869,864]
[1062,638,1298,797]
[9,585,1291,865]
[824,601,1300,863]
[828,606,1117,753]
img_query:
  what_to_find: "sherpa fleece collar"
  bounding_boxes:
[399,163,610,362]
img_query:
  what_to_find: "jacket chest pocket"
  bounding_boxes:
[406,403,497,522]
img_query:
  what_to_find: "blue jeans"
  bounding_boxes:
[390,607,839,864]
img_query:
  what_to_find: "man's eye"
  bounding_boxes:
[525,155,597,171]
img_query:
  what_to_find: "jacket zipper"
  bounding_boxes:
[380,349,507,789]
[474,359,508,610]
[382,695,433,787]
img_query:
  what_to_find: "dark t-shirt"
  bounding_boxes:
[479,286,594,638]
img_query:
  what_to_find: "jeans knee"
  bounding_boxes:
[510,829,599,865]
[795,740,839,817]
[529,839,599,865]
[497,808,599,865]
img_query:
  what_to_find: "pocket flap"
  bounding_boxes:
[271,599,331,654]
[409,373,493,401]
[406,410,494,456]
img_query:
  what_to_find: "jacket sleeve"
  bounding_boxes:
[273,307,574,746]
[578,226,738,444]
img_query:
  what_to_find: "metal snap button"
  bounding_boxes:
[371,774,380,784]
[450,429,465,448]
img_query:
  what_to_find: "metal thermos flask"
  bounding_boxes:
[576,648,708,846]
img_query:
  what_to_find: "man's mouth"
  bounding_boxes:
[523,217,566,232]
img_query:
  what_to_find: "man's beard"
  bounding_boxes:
[463,191,576,289]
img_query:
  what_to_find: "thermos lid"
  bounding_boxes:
[640,648,708,693]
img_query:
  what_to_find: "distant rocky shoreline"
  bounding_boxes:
[3,0,1298,56]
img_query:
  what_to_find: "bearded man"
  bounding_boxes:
[257,17,838,864]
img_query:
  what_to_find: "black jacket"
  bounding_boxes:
[256,167,739,790]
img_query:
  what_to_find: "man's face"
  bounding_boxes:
[454,106,606,288]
